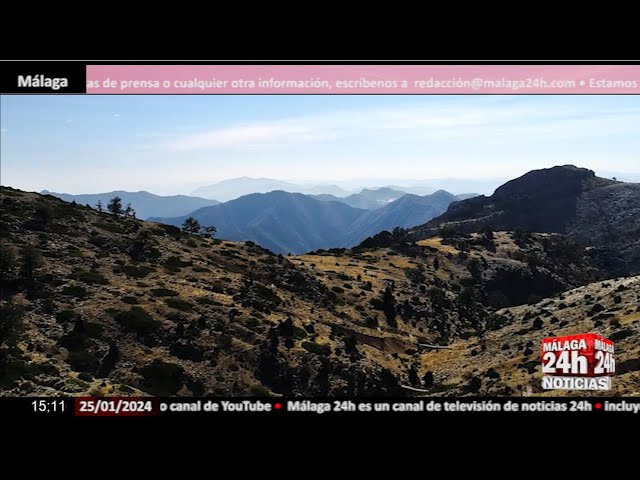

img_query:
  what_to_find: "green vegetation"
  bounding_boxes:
[151,288,179,297]
[0,302,23,344]
[121,296,139,305]
[107,196,123,216]
[165,298,194,312]
[67,350,99,373]
[182,217,201,234]
[95,221,126,234]
[192,266,211,273]
[122,265,155,279]
[302,341,331,355]
[75,270,109,285]
[140,359,184,396]
[114,307,159,334]
[60,284,88,299]
[163,256,192,268]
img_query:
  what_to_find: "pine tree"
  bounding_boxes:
[0,246,16,279]
[107,196,123,216]
[202,225,217,238]
[423,371,434,388]
[382,286,397,327]
[19,246,44,286]
[124,203,133,217]
[182,217,201,234]
[408,365,420,385]
[95,200,103,212]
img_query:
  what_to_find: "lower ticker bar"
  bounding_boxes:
[4,397,640,418]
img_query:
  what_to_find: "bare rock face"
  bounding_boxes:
[569,181,640,275]
[411,166,640,275]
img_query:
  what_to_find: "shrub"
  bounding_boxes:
[302,341,331,355]
[192,266,211,273]
[459,277,476,287]
[0,302,23,344]
[67,350,99,373]
[122,265,155,279]
[140,360,184,396]
[76,270,109,285]
[253,283,281,305]
[0,246,17,278]
[486,313,508,331]
[609,329,633,341]
[67,246,83,258]
[438,226,457,239]
[83,321,104,338]
[55,309,79,323]
[423,371,434,388]
[95,221,125,234]
[331,286,344,294]
[61,284,88,299]
[163,256,192,268]
[114,307,159,334]
[165,298,194,312]
[196,297,221,306]
[121,296,139,305]
[151,288,179,297]
[428,286,446,307]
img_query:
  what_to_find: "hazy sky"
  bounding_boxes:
[1,95,639,194]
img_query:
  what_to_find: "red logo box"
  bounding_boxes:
[541,333,615,377]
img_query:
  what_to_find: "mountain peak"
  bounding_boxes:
[493,165,597,200]
[411,165,640,274]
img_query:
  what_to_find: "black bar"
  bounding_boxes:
[2,397,639,419]
[0,61,86,94]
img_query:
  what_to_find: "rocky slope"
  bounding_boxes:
[411,166,640,276]
[419,276,640,396]
[2,186,637,396]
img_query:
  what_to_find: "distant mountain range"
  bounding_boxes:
[312,187,406,210]
[41,190,220,220]
[154,191,366,254]
[346,191,462,244]
[191,177,352,201]
[152,189,468,254]
[189,176,502,202]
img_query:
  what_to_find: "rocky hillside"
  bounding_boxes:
[419,276,640,396]
[3,186,636,397]
[411,166,640,276]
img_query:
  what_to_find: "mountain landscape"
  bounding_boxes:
[1,164,640,397]
[344,191,463,245]
[328,187,406,210]
[42,190,220,220]
[411,165,640,276]
[188,176,498,202]
[191,177,304,201]
[154,191,367,254]
[152,189,466,254]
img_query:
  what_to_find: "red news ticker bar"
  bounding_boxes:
[86,65,640,94]
[74,397,158,417]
